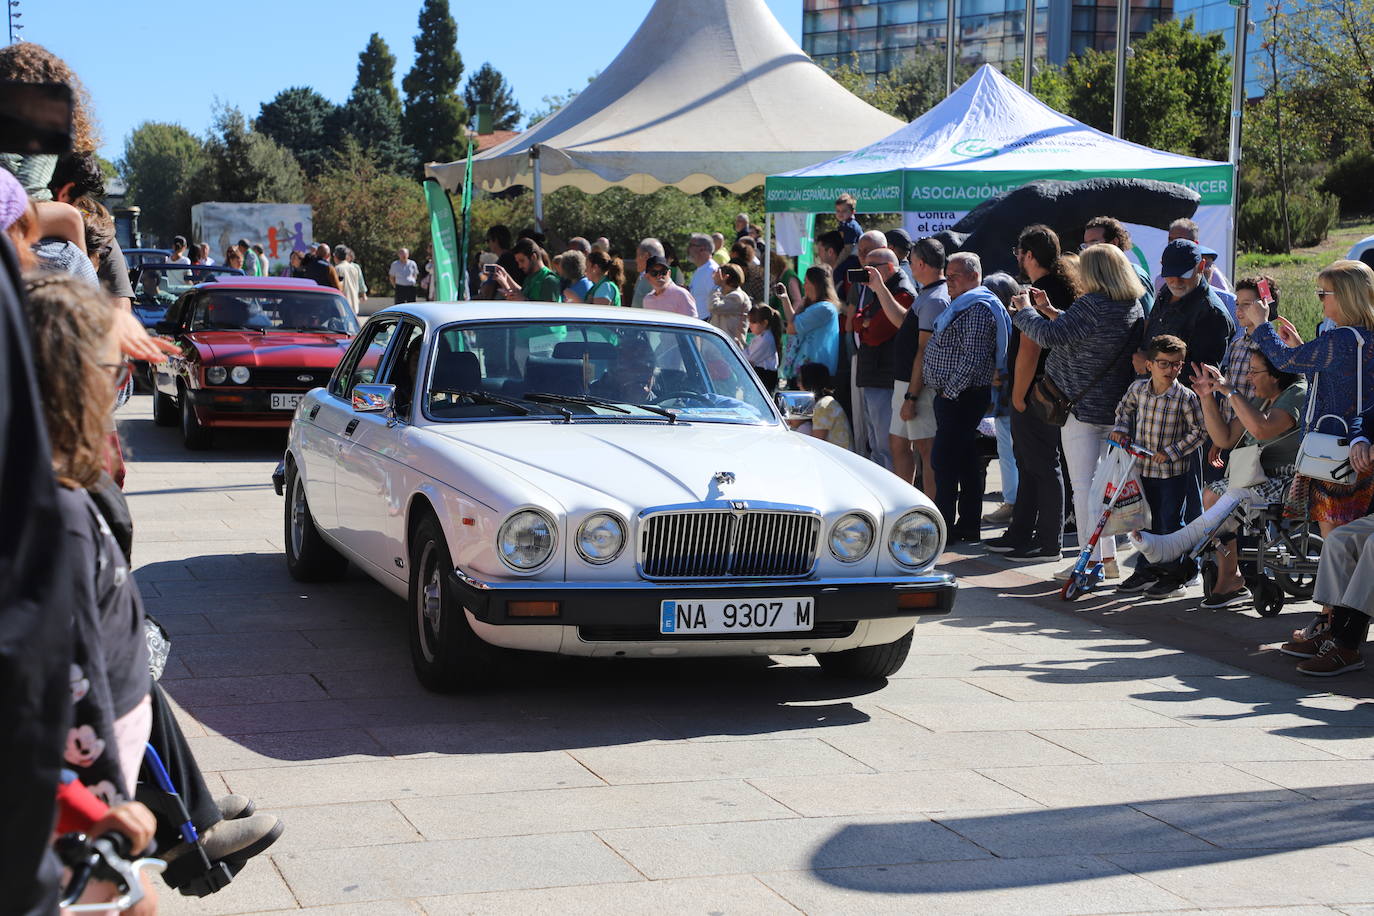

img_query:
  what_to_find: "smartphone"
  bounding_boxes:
[773,282,786,296]
[482,264,497,277]
[0,82,73,154]
[847,267,868,284]
[1256,277,1272,301]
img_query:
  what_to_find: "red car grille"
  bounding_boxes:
[245,368,329,389]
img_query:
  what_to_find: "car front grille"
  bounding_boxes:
[577,621,856,642]
[638,510,821,580]
[245,368,328,389]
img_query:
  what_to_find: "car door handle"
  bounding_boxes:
[344,419,359,437]
[307,404,320,421]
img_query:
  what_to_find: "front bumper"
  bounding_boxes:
[448,569,958,628]
[187,387,305,428]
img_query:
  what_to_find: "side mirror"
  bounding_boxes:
[352,383,398,419]
[153,321,178,336]
[774,390,816,420]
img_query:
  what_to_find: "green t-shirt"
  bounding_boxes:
[587,278,621,306]
[1240,380,1307,475]
[522,266,562,302]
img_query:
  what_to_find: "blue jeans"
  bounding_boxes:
[1142,472,1200,581]
[994,414,1018,504]
[860,386,893,470]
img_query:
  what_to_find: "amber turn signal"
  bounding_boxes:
[896,592,940,610]
[508,600,560,618]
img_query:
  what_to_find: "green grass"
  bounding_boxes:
[1237,216,1374,335]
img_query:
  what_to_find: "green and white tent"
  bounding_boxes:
[765,64,1236,279]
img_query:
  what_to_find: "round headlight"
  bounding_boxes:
[576,513,626,564]
[829,513,875,562]
[205,366,228,385]
[230,366,251,384]
[888,510,942,569]
[497,510,556,571]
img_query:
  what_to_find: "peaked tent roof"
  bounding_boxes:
[426,0,904,195]
[766,64,1233,213]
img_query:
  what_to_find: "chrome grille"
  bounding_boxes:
[639,510,820,579]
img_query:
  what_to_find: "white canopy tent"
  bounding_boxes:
[766,65,1236,279]
[425,0,903,210]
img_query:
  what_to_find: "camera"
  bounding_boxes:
[847,268,869,284]
[482,264,497,278]
[773,282,786,296]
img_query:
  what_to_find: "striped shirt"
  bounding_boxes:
[1112,378,1206,479]
[1220,332,1259,421]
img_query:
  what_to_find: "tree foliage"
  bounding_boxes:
[308,138,428,293]
[524,72,598,128]
[118,121,208,244]
[402,0,467,166]
[825,49,978,122]
[203,106,305,204]
[463,62,521,132]
[1032,17,1231,161]
[1269,0,1374,151]
[255,87,339,177]
[328,88,415,176]
[355,33,401,115]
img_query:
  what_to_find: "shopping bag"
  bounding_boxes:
[1088,446,1151,537]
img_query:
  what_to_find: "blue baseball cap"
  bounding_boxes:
[1160,239,1202,279]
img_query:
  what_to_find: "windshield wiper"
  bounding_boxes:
[433,388,573,420]
[211,323,266,334]
[524,391,678,423]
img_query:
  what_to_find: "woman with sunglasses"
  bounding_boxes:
[1251,260,1374,654]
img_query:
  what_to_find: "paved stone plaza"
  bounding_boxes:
[117,393,1374,915]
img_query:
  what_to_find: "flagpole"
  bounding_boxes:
[459,127,475,296]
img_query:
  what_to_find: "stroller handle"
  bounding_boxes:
[1107,439,1156,461]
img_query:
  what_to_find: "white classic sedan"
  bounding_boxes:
[277,302,956,691]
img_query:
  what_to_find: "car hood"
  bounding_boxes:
[188,331,352,366]
[422,420,894,516]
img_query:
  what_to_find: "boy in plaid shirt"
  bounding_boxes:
[1110,334,1206,596]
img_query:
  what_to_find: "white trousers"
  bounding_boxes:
[1063,413,1116,561]
[1314,513,1374,613]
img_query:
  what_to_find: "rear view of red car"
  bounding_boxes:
[151,277,359,449]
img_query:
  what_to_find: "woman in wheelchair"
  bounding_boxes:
[1129,351,1306,609]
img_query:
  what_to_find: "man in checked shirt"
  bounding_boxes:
[1109,334,1207,597]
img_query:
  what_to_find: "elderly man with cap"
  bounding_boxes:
[885,228,916,287]
[1136,238,1235,520]
[642,255,698,318]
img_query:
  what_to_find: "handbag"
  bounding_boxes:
[1026,316,1143,428]
[1226,443,1267,489]
[1295,327,1365,484]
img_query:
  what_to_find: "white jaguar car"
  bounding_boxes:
[276,302,957,691]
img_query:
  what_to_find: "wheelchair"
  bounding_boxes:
[1190,483,1323,617]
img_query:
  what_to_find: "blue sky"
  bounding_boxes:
[15,1,803,164]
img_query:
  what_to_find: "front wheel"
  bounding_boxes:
[284,463,348,582]
[180,388,212,450]
[408,515,505,692]
[815,629,912,679]
[152,387,178,427]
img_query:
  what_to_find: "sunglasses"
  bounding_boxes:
[1315,289,1337,299]
[647,268,669,277]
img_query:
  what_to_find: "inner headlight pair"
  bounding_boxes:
[205,366,250,385]
[497,510,626,571]
[829,511,941,569]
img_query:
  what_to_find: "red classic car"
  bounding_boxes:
[151,276,360,449]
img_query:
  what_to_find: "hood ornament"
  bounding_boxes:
[713,471,736,486]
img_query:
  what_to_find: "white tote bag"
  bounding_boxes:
[1295,327,1365,485]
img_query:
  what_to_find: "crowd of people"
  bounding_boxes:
[465,196,1374,682]
[1,41,285,914]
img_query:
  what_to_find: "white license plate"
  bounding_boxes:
[271,393,304,411]
[659,597,814,635]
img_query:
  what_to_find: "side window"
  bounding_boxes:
[331,319,399,399]
[188,293,212,330]
[381,323,425,419]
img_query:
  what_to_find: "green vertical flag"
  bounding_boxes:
[423,177,460,301]
[797,213,816,277]
[458,134,474,295]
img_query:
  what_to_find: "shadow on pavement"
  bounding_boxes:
[808,787,1374,892]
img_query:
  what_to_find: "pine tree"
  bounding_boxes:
[355,32,401,115]
[255,87,339,176]
[204,105,305,204]
[402,0,466,166]
[328,89,416,176]
[463,62,521,131]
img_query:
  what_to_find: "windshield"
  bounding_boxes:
[191,290,360,334]
[135,266,241,303]
[424,320,775,425]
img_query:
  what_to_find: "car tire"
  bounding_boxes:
[152,387,178,427]
[815,628,913,680]
[180,386,212,450]
[283,461,348,583]
[408,514,503,693]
